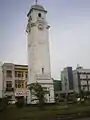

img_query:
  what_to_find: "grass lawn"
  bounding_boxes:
[0,103,90,120]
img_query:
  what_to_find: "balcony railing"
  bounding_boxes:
[6,88,14,92]
[35,74,51,80]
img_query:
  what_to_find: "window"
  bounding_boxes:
[15,80,17,88]
[6,70,12,77]
[15,71,17,77]
[21,81,24,88]
[25,82,27,88]
[15,71,23,78]
[15,84,18,88]
[26,74,27,78]
[18,84,21,88]
[18,73,22,77]
[18,72,23,77]
[22,83,24,88]
[18,80,21,88]
[30,16,32,20]
[15,80,24,88]
[6,81,12,88]
[42,68,44,74]
[38,13,41,17]
[25,72,28,78]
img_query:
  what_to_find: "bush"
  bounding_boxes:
[15,98,24,108]
[0,97,8,112]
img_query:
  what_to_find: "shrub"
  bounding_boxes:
[15,98,24,108]
[0,97,8,112]
[29,83,47,109]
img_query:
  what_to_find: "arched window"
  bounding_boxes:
[42,68,44,74]
[38,13,41,17]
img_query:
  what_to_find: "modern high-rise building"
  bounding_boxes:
[61,67,74,93]
[61,66,90,95]
[2,63,28,101]
[26,3,54,104]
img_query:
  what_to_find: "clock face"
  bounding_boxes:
[38,24,44,30]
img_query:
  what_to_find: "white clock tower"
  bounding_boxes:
[26,3,54,104]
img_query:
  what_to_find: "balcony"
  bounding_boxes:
[15,77,24,80]
[6,88,14,92]
[35,73,51,80]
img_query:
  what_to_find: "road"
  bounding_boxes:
[74,118,90,120]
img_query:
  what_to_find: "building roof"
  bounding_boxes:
[2,63,28,70]
[27,4,47,17]
[31,5,45,11]
[15,64,28,67]
[75,67,90,73]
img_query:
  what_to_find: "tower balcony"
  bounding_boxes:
[37,18,45,24]
[35,73,51,80]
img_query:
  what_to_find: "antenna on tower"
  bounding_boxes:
[35,0,38,4]
[77,64,80,68]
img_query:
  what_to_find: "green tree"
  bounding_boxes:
[29,83,48,108]
[0,97,8,112]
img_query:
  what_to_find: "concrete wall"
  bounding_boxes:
[73,67,90,93]
[28,11,50,84]
[73,70,79,93]
[61,69,69,92]
[2,63,28,100]
[27,5,54,103]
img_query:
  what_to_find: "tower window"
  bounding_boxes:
[6,81,12,88]
[38,13,41,17]
[42,68,44,74]
[28,16,32,22]
[30,16,32,20]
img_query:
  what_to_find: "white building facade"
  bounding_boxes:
[2,63,28,101]
[73,67,90,94]
[26,4,54,104]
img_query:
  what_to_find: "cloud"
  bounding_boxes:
[50,19,90,79]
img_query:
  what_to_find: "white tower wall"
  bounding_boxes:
[26,4,54,104]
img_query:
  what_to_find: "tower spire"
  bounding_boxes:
[35,0,38,4]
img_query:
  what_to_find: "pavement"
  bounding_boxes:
[74,118,90,120]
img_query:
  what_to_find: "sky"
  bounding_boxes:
[0,0,90,79]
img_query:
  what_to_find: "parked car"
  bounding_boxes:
[8,100,16,104]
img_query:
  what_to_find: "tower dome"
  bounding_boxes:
[31,4,45,11]
[27,4,47,17]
